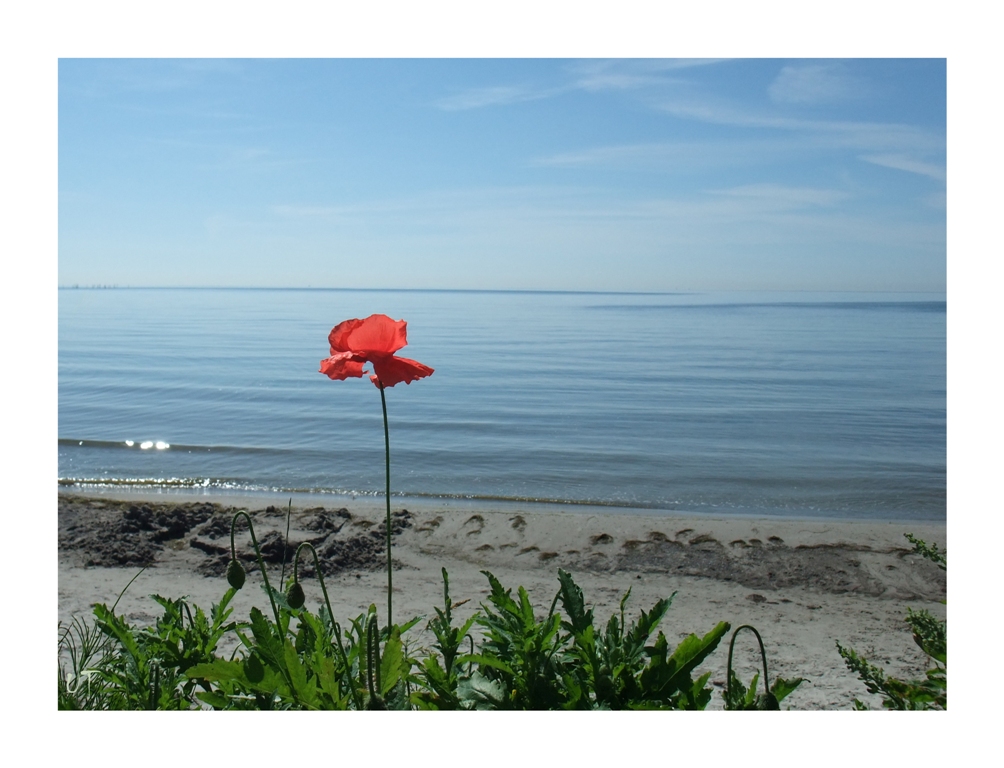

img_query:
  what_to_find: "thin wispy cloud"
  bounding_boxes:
[532,137,825,171]
[434,59,728,111]
[81,59,246,95]
[435,85,563,111]
[567,59,698,91]
[138,135,304,173]
[860,154,946,181]
[533,142,687,169]
[768,63,862,105]
[660,99,943,157]
[573,72,679,91]
[708,183,849,209]
[567,58,728,77]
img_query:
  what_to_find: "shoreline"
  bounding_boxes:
[55,483,946,526]
[58,490,946,710]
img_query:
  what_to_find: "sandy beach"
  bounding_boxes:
[58,490,946,710]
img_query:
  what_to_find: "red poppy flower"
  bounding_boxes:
[319,314,434,388]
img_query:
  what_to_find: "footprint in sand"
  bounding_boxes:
[590,533,613,545]
[688,533,717,546]
[510,515,526,532]
[415,515,443,534]
[464,514,485,536]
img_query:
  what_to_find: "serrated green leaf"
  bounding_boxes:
[283,641,317,708]
[462,653,515,677]
[186,659,247,684]
[380,629,405,696]
[642,621,729,701]
[557,569,593,635]
[458,672,507,710]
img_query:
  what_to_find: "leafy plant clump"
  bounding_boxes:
[836,533,946,710]
[462,569,732,710]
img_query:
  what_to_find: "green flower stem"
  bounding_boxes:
[279,498,292,588]
[378,381,393,627]
[230,510,282,630]
[291,542,364,710]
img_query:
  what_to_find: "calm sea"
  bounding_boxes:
[58,288,946,522]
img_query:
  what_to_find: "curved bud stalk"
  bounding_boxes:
[726,624,778,710]
[290,542,363,710]
[228,511,282,630]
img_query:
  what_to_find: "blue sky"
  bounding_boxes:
[58,58,946,292]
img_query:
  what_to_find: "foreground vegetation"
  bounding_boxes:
[59,510,807,711]
[59,509,945,711]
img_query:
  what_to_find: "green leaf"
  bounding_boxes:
[458,672,507,710]
[397,615,423,634]
[641,622,730,701]
[195,690,230,709]
[379,628,405,697]
[284,641,317,708]
[244,654,265,683]
[248,607,284,670]
[771,676,804,703]
[186,659,247,684]
[462,653,515,677]
[557,569,593,635]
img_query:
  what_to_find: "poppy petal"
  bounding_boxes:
[344,314,409,356]
[328,318,366,354]
[319,352,367,380]
[370,355,434,387]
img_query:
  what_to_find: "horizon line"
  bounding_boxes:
[55,285,946,295]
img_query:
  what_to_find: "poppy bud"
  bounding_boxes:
[287,581,305,609]
[227,559,246,590]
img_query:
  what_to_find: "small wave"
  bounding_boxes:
[58,438,287,455]
[58,476,384,495]
[55,477,658,509]
[60,476,217,489]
